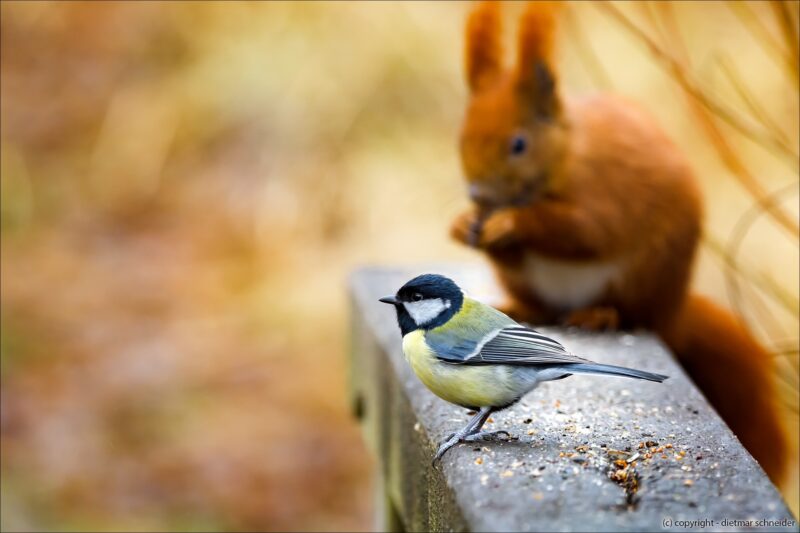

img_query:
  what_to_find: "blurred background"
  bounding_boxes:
[1,1,797,530]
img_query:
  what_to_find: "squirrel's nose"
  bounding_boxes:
[468,183,496,207]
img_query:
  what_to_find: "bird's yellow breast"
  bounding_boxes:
[401,329,519,408]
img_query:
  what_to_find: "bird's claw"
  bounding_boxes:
[431,430,516,465]
[432,434,461,465]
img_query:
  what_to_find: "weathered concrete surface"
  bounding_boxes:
[349,265,796,532]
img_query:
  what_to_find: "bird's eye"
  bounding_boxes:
[510,134,527,156]
[412,293,424,301]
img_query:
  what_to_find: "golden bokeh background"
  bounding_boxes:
[1,2,797,530]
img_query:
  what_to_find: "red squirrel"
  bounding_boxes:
[451,1,788,482]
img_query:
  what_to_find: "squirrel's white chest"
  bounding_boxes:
[523,253,622,310]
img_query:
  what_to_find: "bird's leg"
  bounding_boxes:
[433,407,492,464]
[441,407,492,441]
[433,407,511,464]
[460,408,512,443]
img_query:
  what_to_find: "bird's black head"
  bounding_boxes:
[379,274,464,336]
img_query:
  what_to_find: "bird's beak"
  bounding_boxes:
[379,295,399,305]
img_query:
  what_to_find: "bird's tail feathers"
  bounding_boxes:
[564,363,668,383]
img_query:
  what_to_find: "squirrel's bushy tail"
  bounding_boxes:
[661,293,789,483]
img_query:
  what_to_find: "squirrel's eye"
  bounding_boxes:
[412,293,424,301]
[510,134,527,156]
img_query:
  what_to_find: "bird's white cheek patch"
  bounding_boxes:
[404,299,450,326]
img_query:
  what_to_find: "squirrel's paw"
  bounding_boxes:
[450,209,484,247]
[564,306,620,331]
[478,210,520,250]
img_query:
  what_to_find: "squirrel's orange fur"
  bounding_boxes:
[452,1,787,482]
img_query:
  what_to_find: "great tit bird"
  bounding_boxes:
[379,274,668,463]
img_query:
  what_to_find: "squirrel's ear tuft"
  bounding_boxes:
[465,1,504,93]
[516,2,561,119]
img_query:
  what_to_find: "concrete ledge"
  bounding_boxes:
[349,265,795,532]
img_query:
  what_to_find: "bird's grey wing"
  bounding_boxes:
[424,297,517,361]
[461,325,590,366]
